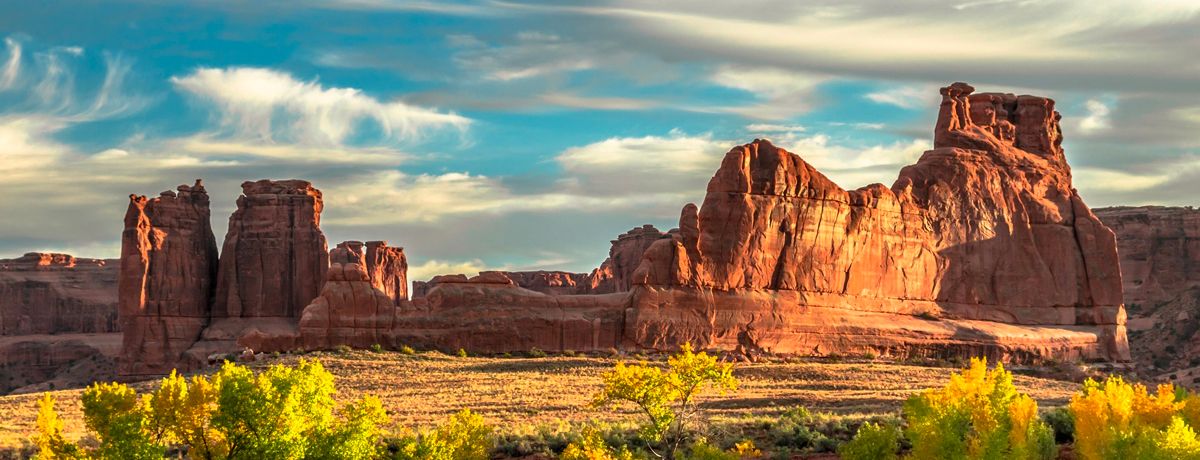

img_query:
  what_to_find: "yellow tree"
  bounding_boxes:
[593,343,736,459]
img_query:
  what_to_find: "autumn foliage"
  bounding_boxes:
[34,359,388,459]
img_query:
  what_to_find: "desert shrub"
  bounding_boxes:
[1041,407,1074,444]
[388,409,493,460]
[593,342,737,459]
[335,344,353,354]
[901,357,1055,460]
[560,427,638,460]
[400,345,416,355]
[1068,375,1200,459]
[767,407,823,449]
[839,422,899,460]
[371,344,384,353]
[34,359,388,460]
[457,348,468,358]
[529,347,548,358]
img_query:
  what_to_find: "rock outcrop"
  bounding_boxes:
[627,82,1126,362]
[116,83,1131,369]
[587,225,669,294]
[212,180,329,320]
[0,253,119,336]
[296,245,398,349]
[117,180,220,376]
[411,226,666,298]
[1095,206,1200,374]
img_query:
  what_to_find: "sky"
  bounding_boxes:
[0,0,1197,281]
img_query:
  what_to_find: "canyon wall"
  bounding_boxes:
[0,253,119,336]
[1095,206,1200,373]
[0,253,121,395]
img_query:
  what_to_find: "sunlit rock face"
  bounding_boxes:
[627,82,1127,362]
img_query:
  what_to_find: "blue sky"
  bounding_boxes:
[0,0,1197,280]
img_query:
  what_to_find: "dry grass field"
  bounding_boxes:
[0,350,1080,451]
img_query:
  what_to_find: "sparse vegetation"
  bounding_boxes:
[3,350,1087,459]
[592,342,737,459]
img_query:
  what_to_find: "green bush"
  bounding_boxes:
[528,347,548,358]
[400,345,416,355]
[457,348,468,358]
[1042,406,1074,444]
[35,359,389,459]
[839,422,899,460]
[371,344,384,353]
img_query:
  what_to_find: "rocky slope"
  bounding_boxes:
[1095,206,1200,375]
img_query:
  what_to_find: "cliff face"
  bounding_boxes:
[629,82,1127,361]
[117,180,219,376]
[212,180,329,320]
[0,253,119,336]
[1095,206,1200,374]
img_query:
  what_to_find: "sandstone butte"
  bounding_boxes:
[1094,206,1200,375]
[114,83,1131,376]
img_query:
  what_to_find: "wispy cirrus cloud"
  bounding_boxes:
[171,67,470,147]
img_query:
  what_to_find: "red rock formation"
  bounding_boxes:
[629,82,1127,362]
[118,180,219,376]
[296,246,397,349]
[212,180,329,320]
[0,253,119,336]
[366,241,408,302]
[499,271,593,295]
[588,225,667,293]
[1095,206,1200,373]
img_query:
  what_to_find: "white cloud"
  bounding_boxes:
[171,67,470,146]
[708,66,826,119]
[407,258,508,282]
[865,84,939,109]
[1076,98,1113,135]
[1074,167,1170,193]
[746,123,806,133]
[1,38,20,90]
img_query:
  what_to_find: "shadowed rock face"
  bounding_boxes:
[118,180,219,376]
[1095,206,1200,373]
[0,253,119,336]
[212,180,329,320]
